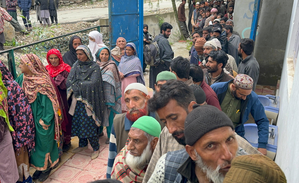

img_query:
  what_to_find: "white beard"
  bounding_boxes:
[195,152,225,183]
[125,142,152,170]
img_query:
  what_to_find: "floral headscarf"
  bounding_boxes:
[46,49,71,78]
[20,54,62,142]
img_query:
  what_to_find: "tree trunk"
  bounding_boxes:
[171,0,185,40]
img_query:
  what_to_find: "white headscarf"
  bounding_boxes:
[88,31,107,61]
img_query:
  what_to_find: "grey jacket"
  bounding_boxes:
[154,34,174,62]
[238,55,260,90]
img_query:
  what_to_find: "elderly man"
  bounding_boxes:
[148,105,246,182]
[142,80,260,183]
[201,38,238,74]
[155,71,177,92]
[211,74,269,155]
[111,116,161,182]
[106,83,163,178]
[190,37,206,65]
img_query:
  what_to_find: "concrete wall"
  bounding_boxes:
[100,9,190,46]
[275,0,299,181]
[254,0,293,86]
[234,0,255,38]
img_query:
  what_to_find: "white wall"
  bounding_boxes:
[234,0,255,38]
[275,0,299,182]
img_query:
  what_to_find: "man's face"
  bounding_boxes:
[238,44,242,57]
[206,56,220,73]
[203,30,209,38]
[126,128,153,170]
[203,46,215,58]
[200,4,205,8]
[212,32,221,38]
[195,4,200,9]
[194,40,204,55]
[125,90,148,122]
[192,127,238,182]
[192,33,200,44]
[228,7,234,14]
[155,80,168,92]
[206,11,211,17]
[162,29,171,38]
[157,99,188,145]
[231,84,252,100]
[226,21,233,27]
[220,20,226,26]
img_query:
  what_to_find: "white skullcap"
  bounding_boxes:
[211,38,222,49]
[196,2,200,5]
[124,83,148,95]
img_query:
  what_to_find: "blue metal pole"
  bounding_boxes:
[139,0,144,66]
[250,0,261,41]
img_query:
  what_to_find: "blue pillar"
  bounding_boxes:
[250,0,261,41]
[139,0,144,66]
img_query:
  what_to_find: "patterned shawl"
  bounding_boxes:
[111,145,146,183]
[46,49,71,78]
[0,61,35,152]
[118,43,145,84]
[96,47,122,119]
[20,54,62,142]
[0,71,12,133]
[67,45,106,126]
[62,35,82,67]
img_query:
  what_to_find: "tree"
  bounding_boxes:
[171,0,186,40]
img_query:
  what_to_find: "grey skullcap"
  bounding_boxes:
[185,105,234,146]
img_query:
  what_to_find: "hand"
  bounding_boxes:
[39,119,50,130]
[119,72,124,79]
[257,148,267,155]
[143,38,147,42]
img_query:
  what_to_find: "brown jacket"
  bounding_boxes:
[178,3,186,22]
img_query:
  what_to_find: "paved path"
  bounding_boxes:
[16,0,180,25]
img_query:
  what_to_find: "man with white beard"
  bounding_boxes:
[149,105,247,183]
[111,116,161,182]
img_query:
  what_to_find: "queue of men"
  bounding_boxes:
[102,0,286,182]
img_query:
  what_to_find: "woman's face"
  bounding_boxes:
[48,54,60,67]
[19,62,32,75]
[89,36,95,42]
[76,50,88,62]
[116,37,127,49]
[125,46,135,56]
[72,38,82,50]
[100,49,110,62]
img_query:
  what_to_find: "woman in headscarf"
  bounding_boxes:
[62,35,82,67]
[16,54,61,182]
[111,37,126,66]
[0,73,19,183]
[0,61,35,183]
[67,45,105,160]
[88,31,107,61]
[95,47,122,144]
[118,42,145,112]
[46,49,72,152]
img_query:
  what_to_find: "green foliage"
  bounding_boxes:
[155,14,164,28]
[186,40,192,51]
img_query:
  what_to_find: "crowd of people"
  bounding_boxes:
[0,0,287,183]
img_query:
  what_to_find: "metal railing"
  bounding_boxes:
[0,25,109,79]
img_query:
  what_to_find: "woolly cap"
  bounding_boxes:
[124,83,148,95]
[184,105,234,146]
[131,116,161,137]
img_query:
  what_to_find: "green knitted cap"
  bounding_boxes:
[131,116,161,137]
[156,71,177,82]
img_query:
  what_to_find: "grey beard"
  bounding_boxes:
[125,141,152,170]
[194,151,225,183]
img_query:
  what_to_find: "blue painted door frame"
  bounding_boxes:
[109,0,144,65]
